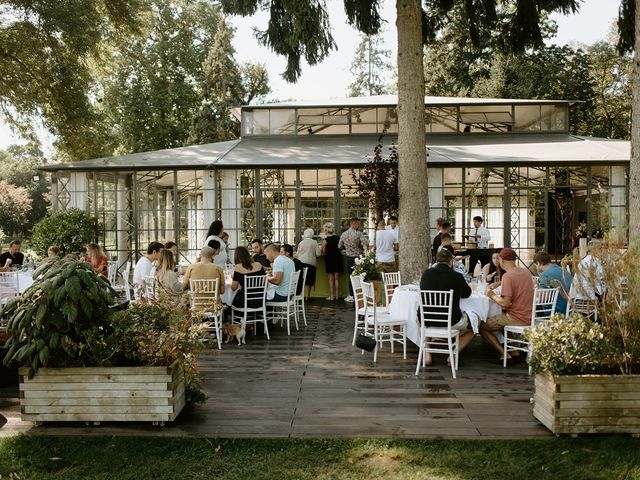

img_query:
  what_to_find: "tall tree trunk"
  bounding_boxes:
[396,0,429,283]
[630,4,640,242]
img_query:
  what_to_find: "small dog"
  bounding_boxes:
[223,323,246,345]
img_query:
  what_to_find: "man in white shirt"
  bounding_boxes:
[370,219,398,272]
[385,215,399,242]
[571,240,604,301]
[466,216,492,274]
[133,241,164,287]
[265,243,296,302]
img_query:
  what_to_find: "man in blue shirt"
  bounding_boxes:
[533,251,571,315]
[265,243,295,302]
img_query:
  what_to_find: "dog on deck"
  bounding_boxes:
[223,322,246,345]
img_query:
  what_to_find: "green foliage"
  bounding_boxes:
[352,250,382,281]
[0,143,50,234]
[1,258,116,378]
[351,142,398,220]
[348,33,395,97]
[526,315,609,376]
[83,298,208,403]
[30,209,96,258]
[0,0,150,160]
[100,0,221,153]
[0,180,31,237]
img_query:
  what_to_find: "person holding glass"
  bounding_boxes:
[482,252,504,285]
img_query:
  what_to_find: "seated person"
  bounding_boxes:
[251,239,271,268]
[182,244,225,301]
[231,246,266,308]
[0,240,24,268]
[482,252,504,284]
[154,249,183,295]
[420,249,476,364]
[265,243,295,302]
[281,244,304,296]
[133,241,163,288]
[47,246,60,258]
[533,250,571,315]
[481,248,535,364]
[437,235,472,282]
[85,243,108,277]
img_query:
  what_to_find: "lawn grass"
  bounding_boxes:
[1,436,640,480]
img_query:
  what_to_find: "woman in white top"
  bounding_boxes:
[154,249,183,296]
[297,228,322,300]
[203,220,228,268]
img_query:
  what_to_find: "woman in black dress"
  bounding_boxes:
[321,222,342,300]
[231,246,266,308]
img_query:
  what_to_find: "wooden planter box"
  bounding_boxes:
[533,373,640,434]
[19,360,185,425]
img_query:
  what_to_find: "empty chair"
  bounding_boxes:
[416,289,458,377]
[566,297,598,320]
[361,281,406,363]
[351,274,366,345]
[266,270,300,336]
[231,274,269,339]
[107,261,118,285]
[382,271,402,306]
[189,278,222,349]
[112,261,131,301]
[504,287,559,369]
[295,267,308,326]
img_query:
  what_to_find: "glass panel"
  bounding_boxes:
[242,110,269,135]
[458,105,514,133]
[514,105,541,131]
[350,107,377,133]
[377,107,398,133]
[541,104,567,131]
[270,109,296,135]
[339,169,370,234]
[428,107,458,133]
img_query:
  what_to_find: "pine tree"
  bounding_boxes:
[348,33,395,97]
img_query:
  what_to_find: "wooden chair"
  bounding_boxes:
[231,274,269,339]
[504,287,559,369]
[416,289,457,377]
[361,281,406,363]
[189,278,222,349]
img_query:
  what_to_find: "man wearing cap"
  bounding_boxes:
[480,247,535,364]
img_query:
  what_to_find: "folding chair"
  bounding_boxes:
[294,267,308,326]
[266,270,300,336]
[382,271,402,306]
[416,289,458,378]
[189,278,222,349]
[231,274,269,339]
[504,287,559,369]
[361,281,406,363]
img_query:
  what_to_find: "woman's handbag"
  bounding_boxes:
[355,334,376,352]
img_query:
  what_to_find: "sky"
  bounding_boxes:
[0,0,623,151]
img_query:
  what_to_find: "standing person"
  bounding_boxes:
[133,241,164,288]
[385,215,400,246]
[482,252,505,284]
[369,219,398,273]
[281,244,304,296]
[231,246,266,309]
[480,248,535,364]
[571,240,604,302]
[250,239,271,268]
[465,216,492,275]
[338,217,367,302]
[85,243,108,278]
[297,228,321,301]
[533,251,571,315]
[265,243,295,302]
[0,240,24,268]
[182,245,225,300]
[203,220,227,268]
[155,249,182,295]
[322,222,343,301]
[432,221,451,260]
[420,249,475,364]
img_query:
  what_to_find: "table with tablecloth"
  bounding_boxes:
[388,285,503,346]
[0,271,34,301]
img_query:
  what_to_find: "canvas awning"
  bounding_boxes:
[41,134,629,172]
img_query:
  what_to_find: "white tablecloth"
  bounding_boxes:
[18,272,34,293]
[389,285,503,346]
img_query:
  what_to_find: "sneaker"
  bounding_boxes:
[345,296,355,303]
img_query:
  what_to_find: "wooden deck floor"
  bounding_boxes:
[0,300,550,438]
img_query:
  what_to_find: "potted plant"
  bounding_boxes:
[2,257,207,425]
[352,249,383,304]
[528,236,640,434]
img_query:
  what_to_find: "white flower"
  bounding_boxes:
[370,259,374,264]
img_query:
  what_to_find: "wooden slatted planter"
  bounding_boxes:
[533,373,640,434]
[19,360,185,425]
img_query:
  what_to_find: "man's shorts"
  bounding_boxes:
[483,313,526,331]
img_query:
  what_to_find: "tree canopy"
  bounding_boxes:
[348,33,395,97]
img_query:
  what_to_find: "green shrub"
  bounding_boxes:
[527,314,610,376]
[2,258,116,378]
[30,208,96,257]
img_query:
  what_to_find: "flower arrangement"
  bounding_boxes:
[352,249,382,281]
[575,221,588,239]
